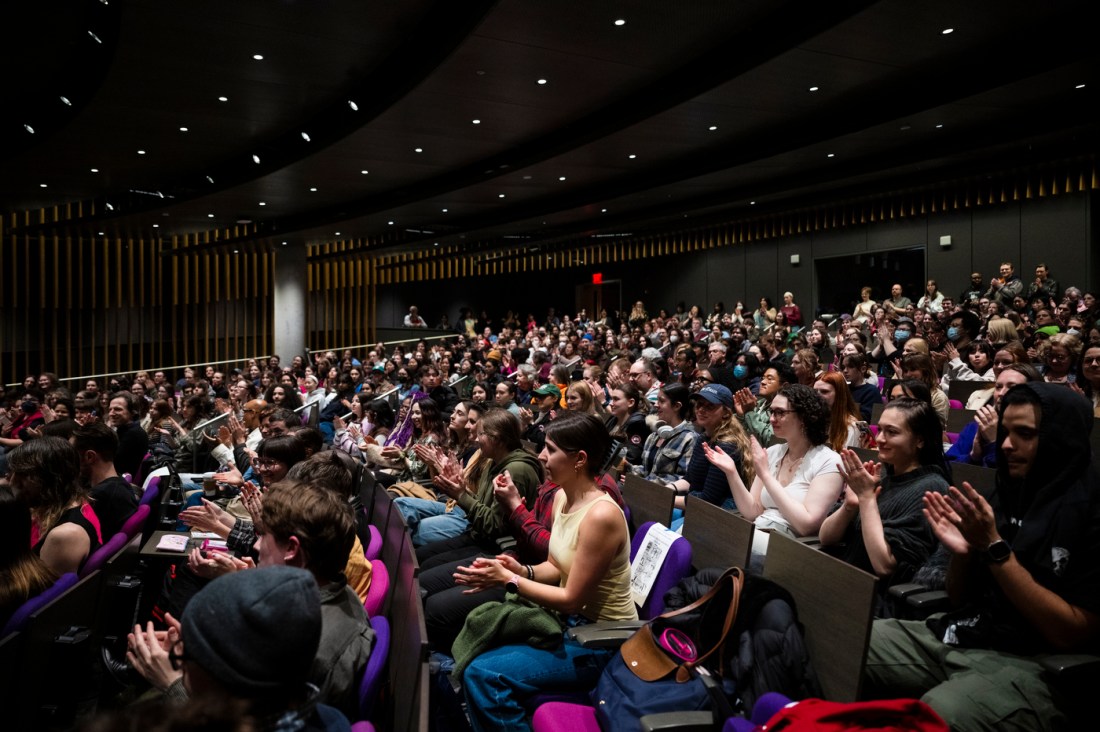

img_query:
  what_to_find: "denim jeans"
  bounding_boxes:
[463,633,612,732]
[394,497,468,547]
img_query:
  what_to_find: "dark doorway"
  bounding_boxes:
[816,248,925,320]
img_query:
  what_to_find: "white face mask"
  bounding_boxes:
[669,334,679,343]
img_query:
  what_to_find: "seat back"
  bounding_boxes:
[762,532,877,702]
[365,523,383,561]
[1,573,79,637]
[364,559,390,618]
[622,474,674,533]
[80,533,129,578]
[851,446,879,464]
[948,462,996,497]
[358,615,391,719]
[945,408,976,435]
[948,380,990,405]
[681,495,753,571]
[138,476,161,506]
[388,575,428,732]
[119,504,152,540]
[629,521,693,619]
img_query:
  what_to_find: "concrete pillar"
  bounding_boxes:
[272,244,307,362]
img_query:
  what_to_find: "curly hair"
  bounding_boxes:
[777,384,830,446]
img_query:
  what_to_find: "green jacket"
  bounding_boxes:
[456,448,543,543]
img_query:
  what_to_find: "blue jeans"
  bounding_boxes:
[394,497,468,547]
[463,633,612,732]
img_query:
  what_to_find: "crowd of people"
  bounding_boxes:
[1,259,1099,730]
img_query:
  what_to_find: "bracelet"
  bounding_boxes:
[525,564,534,581]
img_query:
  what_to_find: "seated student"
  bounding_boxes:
[106,391,150,480]
[455,413,636,732]
[733,363,796,447]
[415,409,543,568]
[706,384,842,557]
[865,384,1100,731]
[840,352,881,421]
[668,384,753,512]
[604,383,650,466]
[946,363,1042,467]
[126,566,353,730]
[169,481,373,719]
[630,383,697,486]
[7,437,102,575]
[71,421,139,539]
[820,399,949,612]
[0,486,58,629]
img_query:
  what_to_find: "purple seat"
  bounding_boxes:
[365,524,382,561]
[349,723,375,732]
[630,521,694,620]
[364,559,389,618]
[1,573,78,636]
[358,615,390,719]
[81,532,129,578]
[139,476,161,506]
[948,399,964,410]
[120,504,152,540]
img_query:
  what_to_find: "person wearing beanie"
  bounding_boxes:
[126,565,351,731]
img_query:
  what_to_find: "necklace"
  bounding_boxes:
[778,449,805,479]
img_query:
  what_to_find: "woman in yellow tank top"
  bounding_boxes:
[456,412,636,732]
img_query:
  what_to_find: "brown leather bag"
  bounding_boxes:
[620,566,744,683]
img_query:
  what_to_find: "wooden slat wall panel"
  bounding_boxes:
[0,225,276,388]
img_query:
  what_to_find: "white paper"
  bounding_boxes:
[190,531,222,539]
[630,523,680,608]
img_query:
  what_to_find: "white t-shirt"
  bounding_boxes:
[753,443,842,554]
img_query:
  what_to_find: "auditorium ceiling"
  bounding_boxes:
[2,0,1096,261]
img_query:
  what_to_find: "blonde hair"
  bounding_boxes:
[985,317,1019,345]
[566,381,599,416]
[710,408,756,487]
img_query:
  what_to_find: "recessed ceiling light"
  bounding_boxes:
[300,132,310,142]
[23,124,34,134]
[1075,83,1086,89]
[361,170,369,175]
[522,175,532,180]
[471,119,481,124]
[628,154,636,159]
[98,231,105,235]
[442,208,448,212]
[433,242,439,247]
[90,168,99,172]
[499,193,506,198]
[252,154,261,164]
[152,224,159,228]
[347,100,359,111]
[601,208,607,213]
[750,201,756,205]
[88,31,102,43]
[809,86,819,92]
[217,96,228,102]
[935,124,944,128]
[334,232,341,236]
[137,149,146,155]
[233,249,239,254]
[387,221,394,225]
[39,183,47,188]
[258,202,266,206]
[827,153,835,158]
[207,214,215,218]
[179,126,188,132]
[559,176,566,181]
[537,78,548,85]
[282,241,288,246]
[59,96,71,106]
[205,175,214,184]
[708,125,718,131]
[414,147,423,153]
[105,202,114,211]
[941,28,953,34]
[614,19,626,26]
[252,54,264,60]
[309,187,317,192]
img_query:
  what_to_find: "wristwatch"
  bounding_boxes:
[505,574,522,593]
[981,539,1012,564]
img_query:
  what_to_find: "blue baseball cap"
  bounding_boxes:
[691,383,733,409]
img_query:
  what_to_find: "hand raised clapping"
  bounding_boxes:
[837,449,881,501]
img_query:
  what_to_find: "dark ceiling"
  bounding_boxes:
[3,0,1097,262]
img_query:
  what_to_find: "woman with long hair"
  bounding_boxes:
[964,342,1028,409]
[1038,332,1082,384]
[706,384,842,557]
[790,348,820,387]
[379,397,447,484]
[754,297,776,332]
[7,437,102,575]
[852,286,877,325]
[671,384,754,511]
[564,381,599,416]
[264,383,303,411]
[1,486,59,627]
[899,353,949,428]
[604,383,650,466]
[916,279,944,313]
[814,371,867,453]
[456,413,634,731]
[820,398,949,606]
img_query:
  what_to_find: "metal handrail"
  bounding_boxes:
[5,355,276,389]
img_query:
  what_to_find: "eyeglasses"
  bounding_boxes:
[768,408,795,418]
[692,375,713,384]
[252,458,283,469]
[1084,356,1100,365]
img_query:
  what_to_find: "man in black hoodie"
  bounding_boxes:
[864,383,1100,731]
